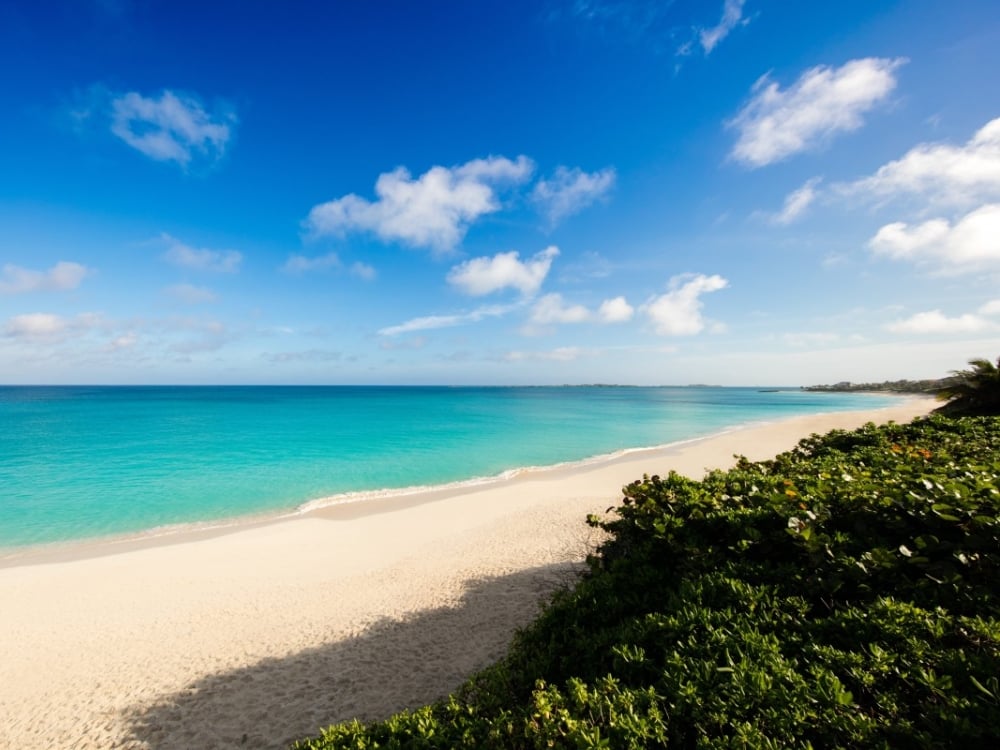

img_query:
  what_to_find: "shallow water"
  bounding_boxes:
[0,385,897,548]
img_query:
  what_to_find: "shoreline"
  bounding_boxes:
[0,394,926,569]
[0,398,935,750]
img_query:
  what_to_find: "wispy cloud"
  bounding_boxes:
[379,303,520,337]
[886,309,994,334]
[306,156,534,253]
[282,253,376,281]
[160,233,242,273]
[532,166,616,225]
[0,261,90,294]
[165,283,217,304]
[2,311,106,340]
[110,90,235,168]
[282,252,341,273]
[264,349,342,364]
[699,0,747,54]
[767,177,822,225]
[729,57,905,168]
[350,261,377,281]
[505,346,588,362]
[643,273,728,335]
[447,246,558,297]
[868,203,1000,274]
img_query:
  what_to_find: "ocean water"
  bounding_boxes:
[0,386,900,550]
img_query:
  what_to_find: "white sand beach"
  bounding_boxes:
[0,399,934,750]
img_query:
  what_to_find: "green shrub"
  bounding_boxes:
[294,415,1000,749]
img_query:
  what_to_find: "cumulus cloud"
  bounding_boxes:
[306,155,534,253]
[868,203,1000,274]
[729,57,905,168]
[165,283,217,304]
[530,293,591,325]
[643,274,728,335]
[524,294,635,333]
[598,296,634,323]
[769,177,822,224]
[532,166,616,225]
[841,117,1000,208]
[110,90,235,167]
[379,303,518,337]
[282,252,341,273]
[980,299,1000,316]
[700,0,747,54]
[447,246,558,297]
[0,261,90,294]
[886,310,993,334]
[160,233,242,273]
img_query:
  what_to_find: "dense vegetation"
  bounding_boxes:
[802,378,956,394]
[295,415,1000,749]
[934,357,1000,417]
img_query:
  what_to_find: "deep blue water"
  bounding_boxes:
[0,386,898,549]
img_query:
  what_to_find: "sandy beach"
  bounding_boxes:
[0,399,934,749]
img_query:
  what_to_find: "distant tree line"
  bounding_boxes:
[801,377,957,394]
[804,355,1000,417]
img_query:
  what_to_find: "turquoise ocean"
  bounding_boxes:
[0,386,900,551]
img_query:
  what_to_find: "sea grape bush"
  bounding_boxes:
[295,415,1000,749]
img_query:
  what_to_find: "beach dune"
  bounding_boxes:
[0,400,933,749]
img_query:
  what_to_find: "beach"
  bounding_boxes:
[0,399,933,750]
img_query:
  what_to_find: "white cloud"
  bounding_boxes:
[161,233,242,273]
[729,57,905,168]
[980,299,1000,316]
[166,283,217,304]
[532,166,616,225]
[868,203,1000,273]
[350,261,377,281]
[597,296,634,323]
[842,117,1000,208]
[2,311,108,341]
[770,177,821,224]
[886,310,992,334]
[0,261,90,294]
[447,246,558,297]
[530,293,591,324]
[643,273,728,335]
[282,252,341,273]
[3,312,68,338]
[379,303,518,336]
[306,155,534,253]
[700,0,746,54]
[110,90,234,167]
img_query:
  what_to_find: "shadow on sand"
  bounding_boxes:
[122,562,581,750]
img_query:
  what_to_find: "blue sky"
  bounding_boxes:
[1,0,999,385]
